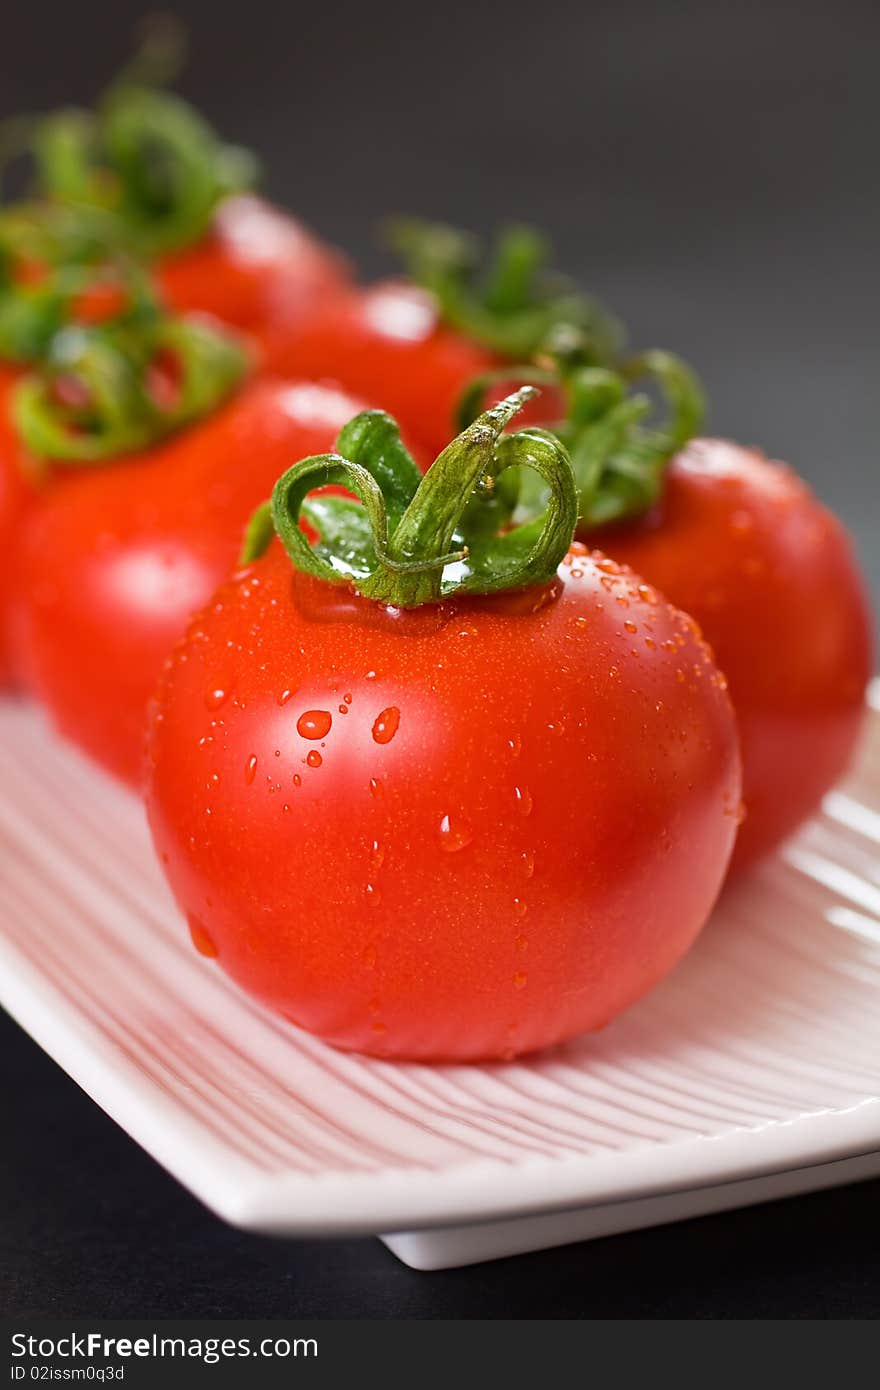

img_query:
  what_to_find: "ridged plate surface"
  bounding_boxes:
[2,690,879,1238]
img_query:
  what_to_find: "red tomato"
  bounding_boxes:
[0,368,34,689]
[11,378,381,786]
[157,196,350,355]
[270,280,507,457]
[146,544,741,1062]
[590,439,873,867]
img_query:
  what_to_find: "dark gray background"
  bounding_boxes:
[2,0,878,1319]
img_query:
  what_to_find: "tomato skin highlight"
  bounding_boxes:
[10,378,379,786]
[589,439,873,867]
[146,547,742,1062]
[157,196,350,355]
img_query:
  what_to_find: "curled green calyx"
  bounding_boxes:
[14,287,249,463]
[4,19,257,258]
[242,388,579,608]
[387,218,623,364]
[0,202,130,363]
[457,349,706,531]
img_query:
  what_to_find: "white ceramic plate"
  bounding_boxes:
[2,690,879,1270]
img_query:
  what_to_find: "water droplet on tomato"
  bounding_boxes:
[306,750,323,768]
[278,688,296,706]
[624,619,638,634]
[369,777,384,799]
[244,754,258,785]
[344,693,353,704]
[293,773,302,788]
[520,850,535,878]
[547,721,565,737]
[507,733,522,758]
[365,883,381,907]
[338,704,348,714]
[297,709,332,739]
[188,916,218,958]
[438,813,473,852]
[514,786,533,816]
[573,615,589,630]
[513,898,528,918]
[372,706,400,744]
[205,687,229,710]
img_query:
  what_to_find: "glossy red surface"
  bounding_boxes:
[11,378,378,785]
[591,439,873,866]
[157,196,350,355]
[270,280,505,457]
[146,545,741,1061]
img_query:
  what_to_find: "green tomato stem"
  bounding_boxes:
[7,22,256,259]
[0,203,132,364]
[14,303,249,463]
[242,389,579,608]
[455,350,706,530]
[387,218,624,364]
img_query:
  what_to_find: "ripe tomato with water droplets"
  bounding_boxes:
[590,440,873,867]
[10,379,398,786]
[146,545,742,1062]
[476,356,873,869]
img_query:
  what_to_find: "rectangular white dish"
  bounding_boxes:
[2,689,879,1270]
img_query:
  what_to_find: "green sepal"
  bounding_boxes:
[96,85,258,256]
[14,300,249,463]
[0,202,133,364]
[300,494,377,579]
[6,22,257,260]
[456,351,706,531]
[387,218,623,364]
[332,410,424,531]
[242,389,579,608]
